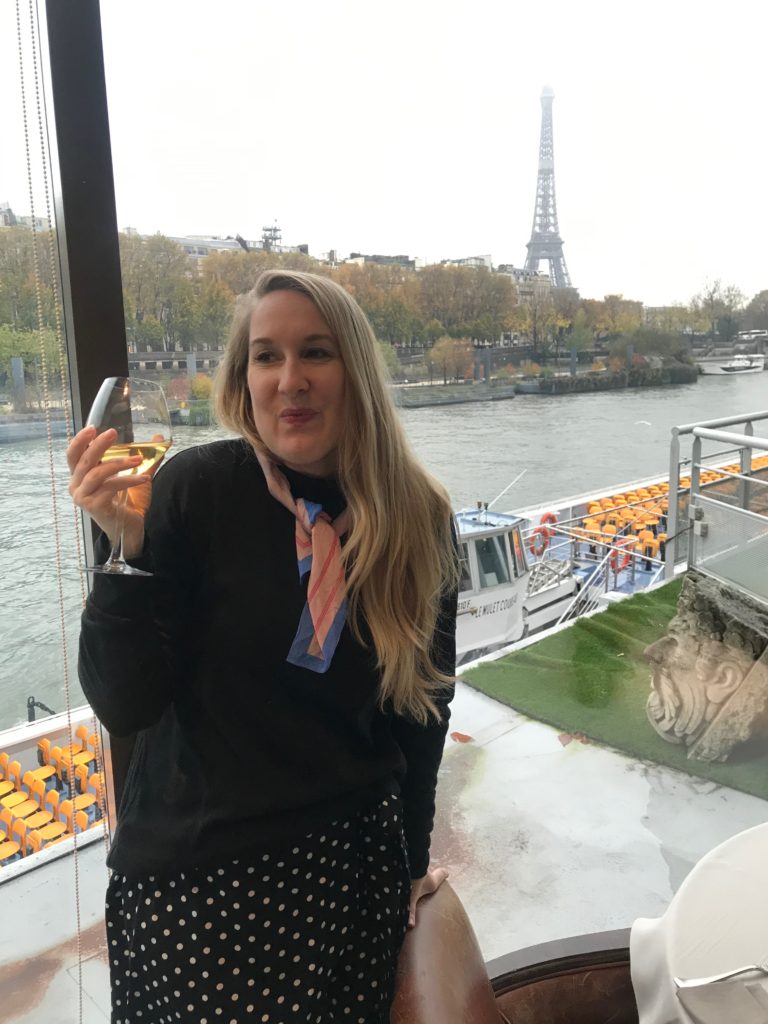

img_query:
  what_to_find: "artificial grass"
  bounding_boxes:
[461,579,768,802]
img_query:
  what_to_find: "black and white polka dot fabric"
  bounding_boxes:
[105,794,410,1024]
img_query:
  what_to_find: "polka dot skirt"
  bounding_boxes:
[106,794,410,1024]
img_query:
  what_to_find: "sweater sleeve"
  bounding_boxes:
[390,558,458,879]
[77,454,196,737]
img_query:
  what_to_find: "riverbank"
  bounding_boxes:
[515,363,698,395]
[394,382,517,408]
[0,415,68,443]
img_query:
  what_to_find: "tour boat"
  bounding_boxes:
[719,353,765,374]
[697,352,765,374]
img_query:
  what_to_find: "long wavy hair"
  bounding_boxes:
[214,270,458,723]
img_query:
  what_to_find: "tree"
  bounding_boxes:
[743,290,768,332]
[190,373,213,400]
[429,336,473,384]
[197,278,234,348]
[691,279,745,342]
[0,324,62,409]
[565,309,593,353]
[513,289,557,359]
[610,327,691,364]
[377,340,400,379]
[0,226,56,331]
[602,294,643,337]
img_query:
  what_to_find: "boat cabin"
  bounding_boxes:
[454,508,529,658]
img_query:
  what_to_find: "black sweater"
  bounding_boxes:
[79,440,456,879]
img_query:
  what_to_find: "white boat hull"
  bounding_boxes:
[697,355,765,375]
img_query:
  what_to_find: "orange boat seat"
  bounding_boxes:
[37,738,52,767]
[58,798,75,833]
[11,819,27,854]
[44,789,59,818]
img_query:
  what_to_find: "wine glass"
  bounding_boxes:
[82,376,172,576]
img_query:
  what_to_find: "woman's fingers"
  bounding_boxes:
[422,866,449,894]
[66,425,104,474]
[67,426,153,553]
[73,456,144,497]
[407,866,450,928]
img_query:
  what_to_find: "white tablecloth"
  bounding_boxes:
[631,822,768,1024]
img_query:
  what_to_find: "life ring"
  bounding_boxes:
[610,542,632,572]
[540,511,558,538]
[529,526,550,557]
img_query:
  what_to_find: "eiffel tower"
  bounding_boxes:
[524,86,572,288]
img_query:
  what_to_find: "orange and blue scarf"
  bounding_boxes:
[257,453,350,673]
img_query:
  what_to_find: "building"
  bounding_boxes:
[442,255,493,271]
[346,252,416,271]
[496,264,552,304]
[0,203,50,230]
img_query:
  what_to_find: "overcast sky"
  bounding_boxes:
[2,0,767,307]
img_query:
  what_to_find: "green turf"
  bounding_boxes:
[461,579,768,802]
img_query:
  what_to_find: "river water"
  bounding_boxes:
[1,373,767,730]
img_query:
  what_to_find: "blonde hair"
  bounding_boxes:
[214,270,457,722]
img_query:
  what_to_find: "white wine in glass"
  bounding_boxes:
[82,377,173,576]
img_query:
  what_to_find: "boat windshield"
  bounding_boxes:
[476,535,512,588]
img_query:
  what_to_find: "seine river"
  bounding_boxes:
[2,372,767,731]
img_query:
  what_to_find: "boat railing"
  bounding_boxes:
[666,410,768,579]
[553,530,665,626]
[684,424,768,605]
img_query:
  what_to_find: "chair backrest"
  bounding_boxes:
[26,831,42,855]
[37,738,51,766]
[390,883,499,1024]
[45,789,59,816]
[11,819,27,852]
[31,778,46,807]
[50,746,63,776]
[75,810,89,834]
[0,752,8,779]
[75,764,89,794]
[87,732,101,758]
[75,724,89,746]
[59,798,74,830]
[0,808,12,838]
[22,770,35,795]
[9,760,22,790]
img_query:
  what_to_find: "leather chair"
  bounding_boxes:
[391,882,499,1023]
[391,883,638,1024]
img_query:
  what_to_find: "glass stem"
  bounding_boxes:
[105,489,129,570]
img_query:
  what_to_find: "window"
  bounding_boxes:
[509,528,528,578]
[476,536,511,589]
[458,542,473,592]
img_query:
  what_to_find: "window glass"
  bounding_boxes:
[510,528,528,577]
[458,542,473,592]
[3,0,767,994]
[476,536,511,589]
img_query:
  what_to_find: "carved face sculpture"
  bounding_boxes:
[643,612,752,752]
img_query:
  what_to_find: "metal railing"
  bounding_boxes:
[682,424,768,604]
[665,410,768,580]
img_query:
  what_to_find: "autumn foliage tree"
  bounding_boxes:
[428,336,474,384]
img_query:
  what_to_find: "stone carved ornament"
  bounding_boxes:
[644,571,768,762]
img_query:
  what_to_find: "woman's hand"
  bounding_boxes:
[67,426,155,559]
[407,866,449,929]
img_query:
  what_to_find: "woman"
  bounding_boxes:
[68,270,458,1024]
